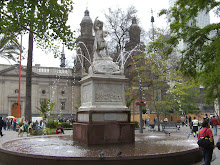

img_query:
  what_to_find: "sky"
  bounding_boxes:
[0,0,218,68]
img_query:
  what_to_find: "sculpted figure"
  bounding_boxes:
[93,17,110,60]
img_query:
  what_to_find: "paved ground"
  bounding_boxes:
[0,126,219,165]
[139,125,220,165]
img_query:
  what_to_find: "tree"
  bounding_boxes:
[0,34,20,62]
[166,77,201,115]
[0,0,75,121]
[159,0,220,104]
[36,99,56,121]
[104,6,137,53]
[132,28,200,131]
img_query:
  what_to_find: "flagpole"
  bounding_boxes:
[18,35,22,118]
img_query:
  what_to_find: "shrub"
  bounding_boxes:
[42,128,57,135]
[131,121,139,128]
[46,122,58,129]
[59,122,72,128]
[31,129,44,136]
[46,122,72,129]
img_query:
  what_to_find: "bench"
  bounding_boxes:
[161,123,180,132]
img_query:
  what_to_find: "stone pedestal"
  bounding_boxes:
[73,111,135,145]
[73,71,135,145]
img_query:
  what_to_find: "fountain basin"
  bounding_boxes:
[0,134,202,165]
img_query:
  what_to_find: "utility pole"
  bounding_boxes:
[139,78,143,133]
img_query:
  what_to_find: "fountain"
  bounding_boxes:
[0,17,202,165]
[73,17,134,145]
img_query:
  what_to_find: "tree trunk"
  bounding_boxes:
[157,113,160,131]
[25,29,33,121]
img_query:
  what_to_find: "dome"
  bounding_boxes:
[81,9,92,23]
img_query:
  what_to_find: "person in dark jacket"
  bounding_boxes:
[0,117,4,136]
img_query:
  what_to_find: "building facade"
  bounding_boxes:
[0,64,81,119]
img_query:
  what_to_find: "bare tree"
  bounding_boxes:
[104,6,137,53]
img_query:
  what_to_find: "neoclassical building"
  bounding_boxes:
[0,64,81,119]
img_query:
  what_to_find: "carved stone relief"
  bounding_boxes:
[82,83,92,103]
[95,83,122,102]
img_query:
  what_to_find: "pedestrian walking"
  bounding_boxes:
[198,120,214,165]
[189,116,192,129]
[211,115,219,136]
[6,119,11,130]
[0,117,4,136]
[192,117,199,137]
[13,119,17,131]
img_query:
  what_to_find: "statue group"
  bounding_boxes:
[93,17,111,60]
[88,17,122,75]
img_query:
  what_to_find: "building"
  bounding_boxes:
[0,64,81,119]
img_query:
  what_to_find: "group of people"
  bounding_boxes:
[0,117,18,137]
[191,114,219,138]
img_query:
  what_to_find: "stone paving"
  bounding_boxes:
[0,126,219,164]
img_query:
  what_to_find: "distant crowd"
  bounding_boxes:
[0,116,76,137]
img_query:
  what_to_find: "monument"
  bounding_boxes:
[73,17,135,145]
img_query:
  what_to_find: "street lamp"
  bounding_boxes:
[139,78,143,133]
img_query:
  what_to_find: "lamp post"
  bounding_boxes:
[139,78,143,133]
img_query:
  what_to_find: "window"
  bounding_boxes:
[61,90,65,95]
[42,90,46,94]
[61,102,65,111]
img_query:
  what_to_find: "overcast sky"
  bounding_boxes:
[0,0,218,68]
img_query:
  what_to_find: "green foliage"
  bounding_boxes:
[131,121,139,128]
[43,128,56,135]
[46,122,72,129]
[36,99,56,120]
[31,128,56,136]
[0,0,75,54]
[160,0,220,103]
[46,121,58,129]
[0,34,21,62]
[31,128,44,136]
[166,78,201,115]
[59,122,72,128]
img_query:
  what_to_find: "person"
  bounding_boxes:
[164,117,168,123]
[56,126,64,134]
[189,116,192,129]
[198,120,214,165]
[203,114,210,126]
[146,118,150,127]
[39,120,44,129]
[18,124,24,137]
[192,117,199,137]
[0,117,4,136]
[181,116,185,127]
[211,115,219,136]
[6,119,11,130]
[3,119,6,130]
[35,120,39,129]
[27,122,33,136]
[13,119,17,131]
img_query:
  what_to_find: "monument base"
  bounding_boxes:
[73,122,135,145]
[73,110,135,145]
